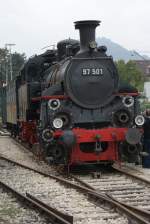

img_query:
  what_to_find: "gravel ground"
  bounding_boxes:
[0,158,128,224]
[0,135,149,223]
[0,188,49,224]
[121,162,150,179]
[0,136,57,174]
[74,170,150,211]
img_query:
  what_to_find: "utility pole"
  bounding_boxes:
[0,61,2,87]
[5,43,16,83]
[0,58,4,87]
[4,54,8,86]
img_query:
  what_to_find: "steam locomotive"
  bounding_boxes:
[3,20,144,166]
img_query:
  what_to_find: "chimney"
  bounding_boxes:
[74,20,100,54]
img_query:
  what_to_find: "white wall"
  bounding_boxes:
[144,82,150,101]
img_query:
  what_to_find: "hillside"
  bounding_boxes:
[97,37,148,61]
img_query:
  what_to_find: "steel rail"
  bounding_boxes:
[107,194,150,221]
[69,174,95,190]
[26,193,73,223]
[0,154,149,224]
[0,128,10,135]
[0,179,73,224]
[119,164,144,174]
[113,164,150,185]
[70,175,150,223]
[0,130,10,136]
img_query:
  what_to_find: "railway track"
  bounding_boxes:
[0,178,72,224]
[70,166,150,222]
[0,128,10,136]
[0,133,150,223]
[0,154,150,223]
[0,186,52,224]
[0,155,131,224]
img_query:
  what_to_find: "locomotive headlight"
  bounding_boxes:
[135,115,145,126]
[48,99,60,110]
[53,118,63,129]
[42,129,53,142]
[122,96,134,107]
[52,112,71,130]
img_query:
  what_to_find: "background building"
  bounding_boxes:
[144,82,150,102]
[134,60,150,78]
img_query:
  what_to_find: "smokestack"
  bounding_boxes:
[74,20,100,54]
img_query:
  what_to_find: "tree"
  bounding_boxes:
[12,52,26,77]
[0,48,26,118]
[0,48,26,85]
[116,60,144,91]
[0,48,8,85]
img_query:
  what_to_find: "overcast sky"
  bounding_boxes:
[0,0,150,57]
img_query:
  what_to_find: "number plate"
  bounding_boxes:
[82,68,103,76]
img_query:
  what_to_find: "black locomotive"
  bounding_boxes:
[2,20,144,166]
